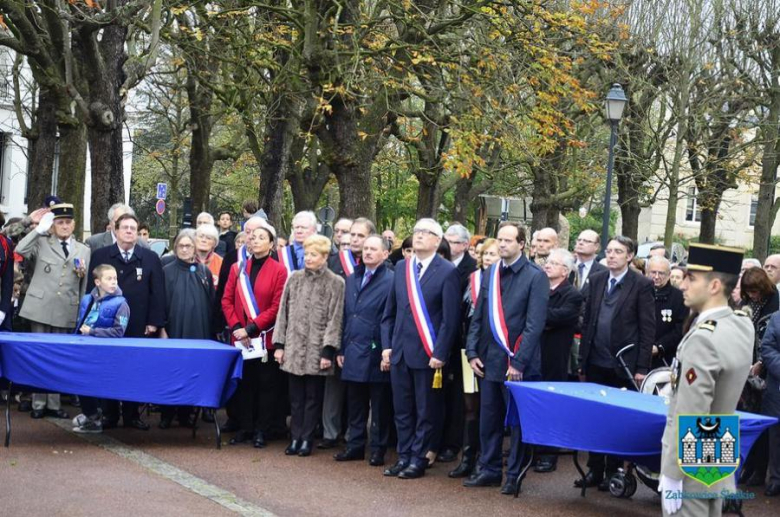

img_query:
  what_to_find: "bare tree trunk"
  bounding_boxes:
[187,72,214,214]
[416,171,441,220]
[27,87,58,210]
[259,95,301,228]
[57,122,87,239]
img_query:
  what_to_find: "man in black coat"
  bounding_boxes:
[535,248,583,473]
[577,235,655,490]
[647,256,687,369]
[464,222,549,495]
[86,214,166,430]
[570,229,607,290]
[436,223,478,462]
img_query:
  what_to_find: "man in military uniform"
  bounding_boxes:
[659,244,753,516]
[15,203,90,419]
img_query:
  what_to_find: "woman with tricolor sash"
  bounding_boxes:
[449,238,499,479]
[222,221,288,448]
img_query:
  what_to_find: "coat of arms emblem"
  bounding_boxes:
[678,414,740,486]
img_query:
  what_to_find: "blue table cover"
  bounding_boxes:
[506,382,778,470]
[0,333,243,408]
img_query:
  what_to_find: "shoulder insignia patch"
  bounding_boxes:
[698,320,717,332]
[734,309,748,317]
[685,368,697,385]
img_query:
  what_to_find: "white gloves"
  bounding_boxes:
[658,474,683,514]
[0,310,5,327]
[36,212,55,235]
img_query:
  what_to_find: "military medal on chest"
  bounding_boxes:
[661,309,672,323]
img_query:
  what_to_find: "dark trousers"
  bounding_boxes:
[161,405,192,424]
[390,361,441,467]
[346,381,391,453]
[478,379,522,478]
[539,337,572,461]
[236,359,280,434]
[102,400,139,425]
[272,370,290,436]
[288,374,325,441]
[585,363,629,475]
[80,396,101,419]
[433,358,464,454]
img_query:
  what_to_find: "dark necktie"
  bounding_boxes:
[578,262,585,288]
[60,241,69,258]
[361,270,373,290]
[608,277,617,296]
[416,262,423,280]
[500,264,510,277]
[123,251,131,263]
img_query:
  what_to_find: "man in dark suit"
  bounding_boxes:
[647,255,687,369]
[87,214,166,430]
[570,229,606,289]
[464,221,549,495]
[381,218,461,480]
[576,235,655,490]
[320,217,376,450]
[436,223,478,462]
[535,248,583,473]
[335,235,394,466]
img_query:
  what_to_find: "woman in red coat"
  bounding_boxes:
[222,221,288,447]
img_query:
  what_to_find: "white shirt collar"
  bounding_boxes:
[118,244,136,259]
[502,254,522,269]
[452,254,465,267]
[609,267,629,285]
[415,253,436,278]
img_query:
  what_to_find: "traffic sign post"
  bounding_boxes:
[156,183,168,200]
[156,199,166,216]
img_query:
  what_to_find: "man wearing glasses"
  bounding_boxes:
[576,235,655,491]
[571,229,606,289]
[647,256,688,369]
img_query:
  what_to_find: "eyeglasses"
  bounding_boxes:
[546,260,566,268]
[576,238,597,244]
[649,270,669,277]
[177,244,194,249]
[605,248,626,255]
[414,229,439,237]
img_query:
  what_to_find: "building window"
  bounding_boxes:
[686,186,701,222]
[749,195,758,227]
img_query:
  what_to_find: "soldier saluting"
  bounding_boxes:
[659,244,753,516]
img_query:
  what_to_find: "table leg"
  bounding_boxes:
[572,450,587,497]
[213,410,221,450]
[5,381,12,448]
[514,444,535,498]
[191,407,201,439]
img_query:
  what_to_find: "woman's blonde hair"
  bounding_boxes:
[303,234,331,256]
[477,238,498,269]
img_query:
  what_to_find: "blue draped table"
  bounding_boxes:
[0,332,243,448]
[506,381,778,472]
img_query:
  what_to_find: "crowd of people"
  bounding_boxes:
[1,197,779,503]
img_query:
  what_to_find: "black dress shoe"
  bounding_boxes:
[45,409,70,419]
[285,440,300,455]
[534,459,557,473]
[298,440,313,457]
[745,472,765,487]
[383,460,409,477]
[398,464,425,479]
[437,448,459,463]
[369,451,385,466]
[449,457,476,478]
[317,438,339,450]
[765,484,780,497]
[220,420,240,433]
[574,471,603,488]
[230,431,253,445]
[738,469,754,485]
[501,478,520,496]
[334,448,365,462]
[253,432,266,449]
[598,476,613,492]
[30,409,45,419]
[124,419,150,431]
[463,471,503,487]
[158,418,173,430]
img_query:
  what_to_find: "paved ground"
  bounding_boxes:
[1,406,778,517]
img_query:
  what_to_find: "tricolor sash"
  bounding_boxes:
[487,263,518,358]
[279,245,298,274]
[469,270,482,309]
[405,258,437,358]
[236,252,268,360]
[338,249,357,276]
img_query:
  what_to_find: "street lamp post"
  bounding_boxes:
[601,84,628,252]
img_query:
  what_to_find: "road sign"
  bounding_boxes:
[156,199,166,216]
[318,206,335,223]
[156,183,168,200]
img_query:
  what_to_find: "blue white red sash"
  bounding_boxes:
[338,249,357,276]
[238,257,260,321]
[279,245,297,274]
[406,258,437,358]
[469,270,482,309]
[487,263,517,358]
